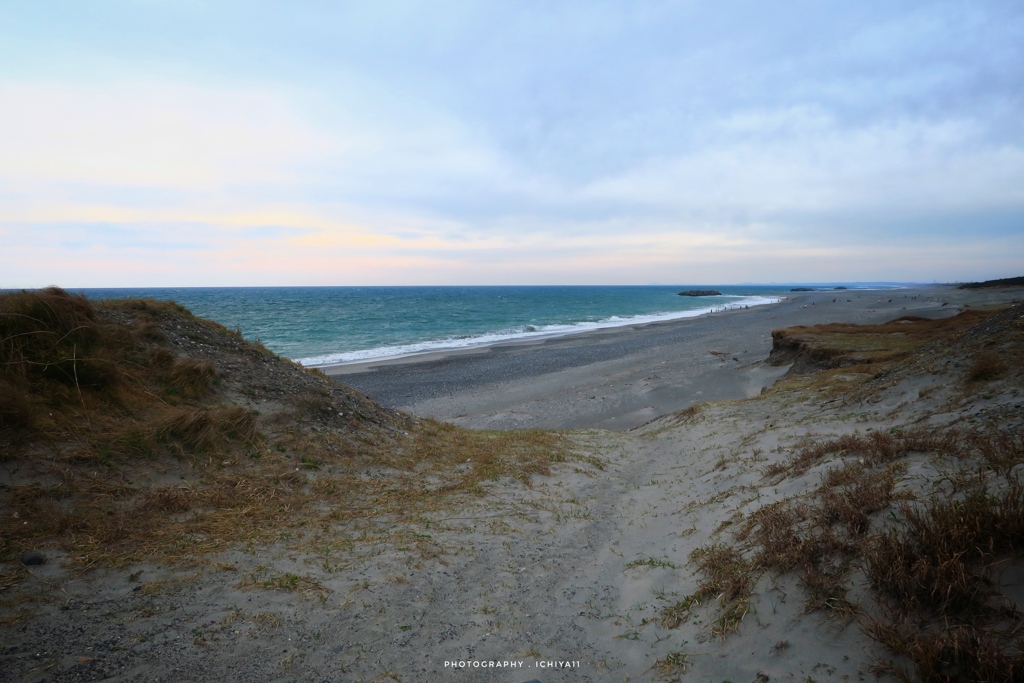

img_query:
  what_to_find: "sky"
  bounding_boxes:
[2,1,1023,287]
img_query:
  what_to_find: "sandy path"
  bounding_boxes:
[8,393,886,682]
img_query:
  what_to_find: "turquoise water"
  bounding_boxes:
[69,285,897,365]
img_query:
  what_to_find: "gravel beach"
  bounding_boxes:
[325,285,992,430]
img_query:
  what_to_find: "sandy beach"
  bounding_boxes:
[325,286,1001,430]
[3,283,1023,683]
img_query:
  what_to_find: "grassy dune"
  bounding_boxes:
[0,288,571,571]
[656,303,1024,680]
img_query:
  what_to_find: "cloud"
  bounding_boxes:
[0,82,336,190]
[577,106,1024,226]
[1,1,1022,286]
[0,75,517,224]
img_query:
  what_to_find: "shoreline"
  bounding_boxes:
[313,284,951,375]
[304,293,784,369]
[322,297,783,375]
[326,284,1018,431]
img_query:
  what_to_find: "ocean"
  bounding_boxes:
[68,285,896,366]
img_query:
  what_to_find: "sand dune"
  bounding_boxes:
[3,284,1023,682]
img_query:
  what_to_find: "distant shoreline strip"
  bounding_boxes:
[299,295,781,367]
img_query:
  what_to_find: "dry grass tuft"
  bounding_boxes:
[1,287,120,433]
[404,420,570,486]
[661,544,754,636]
[134,486,197,514]
[767,428,956,478]
[133,320,166,342]
[865,621,1024,682]
[653,651,691,677]
[966,351,1007,383]
[158,407,259,451]
[865,478,1024,616]
[0,569,25,593]
[969,431,1024,475]
[164,358,217,397]
[296,391,337,420]
[702,426,1024,680]
[818,466,899,536]
[240,568,331,594]
[738,466,883,615]
[147,346,177,369]
[0,377,34,435]
[0,288,222,446]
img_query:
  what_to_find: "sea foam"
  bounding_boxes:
[298,295,780,366]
